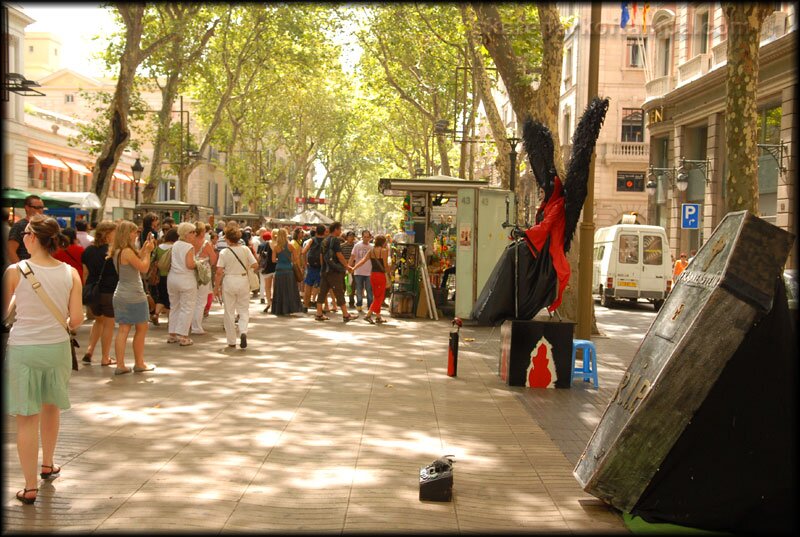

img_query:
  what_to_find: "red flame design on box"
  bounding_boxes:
[526,336,557,388]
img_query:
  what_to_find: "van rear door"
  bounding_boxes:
[615,233,640,295]
[640,233,668,298]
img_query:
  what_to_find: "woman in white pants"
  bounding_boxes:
[166,222,198,346]
[190,222,217,335]
[213,223,257,349]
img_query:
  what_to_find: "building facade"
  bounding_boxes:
[559,3,652,228]
[641,3,796,266]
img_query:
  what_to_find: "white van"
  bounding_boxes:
[592,222,672,311]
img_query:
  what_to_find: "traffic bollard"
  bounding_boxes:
[447,317,462,377]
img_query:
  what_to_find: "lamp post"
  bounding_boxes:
[131,158,144,207]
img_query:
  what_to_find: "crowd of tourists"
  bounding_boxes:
[3,194,395,505]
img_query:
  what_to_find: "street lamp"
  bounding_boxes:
[677,157,711,191]
[231,187,242,214]
[507,135,522,194]
[131,158,144,206]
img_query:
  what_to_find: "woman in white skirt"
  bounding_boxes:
[213,223,257,349]
[3,215,83,504]
[166,222,197,346]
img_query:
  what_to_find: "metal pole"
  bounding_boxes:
[177,96,183,204]
[510,144,519,318]
[576,3,601,339]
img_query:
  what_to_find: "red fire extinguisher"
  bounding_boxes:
[447,317,462,377]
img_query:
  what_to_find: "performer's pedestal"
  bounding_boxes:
[499,320,575,388]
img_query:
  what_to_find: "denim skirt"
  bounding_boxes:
[113,298,149,325]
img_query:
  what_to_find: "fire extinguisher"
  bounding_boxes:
[448,317,463,377]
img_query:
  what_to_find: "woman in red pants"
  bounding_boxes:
[353,235,392,324]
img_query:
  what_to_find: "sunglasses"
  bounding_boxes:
[27,204,45,210]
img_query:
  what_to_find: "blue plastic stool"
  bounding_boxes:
[571,339,599,389]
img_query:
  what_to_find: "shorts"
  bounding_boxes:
[113,297,149,325]
[317,270,346,306]
[304,265,321,287]
[90,292,115,318]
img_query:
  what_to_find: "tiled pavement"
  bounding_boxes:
[2,297,646,533]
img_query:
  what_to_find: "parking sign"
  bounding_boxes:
[681,203,700,229]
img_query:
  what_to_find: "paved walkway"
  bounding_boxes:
[3,299,634,533]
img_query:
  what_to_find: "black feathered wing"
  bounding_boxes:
[563,97,610,253]
[522,119,557,199]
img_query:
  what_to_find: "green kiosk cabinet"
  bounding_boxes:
[455,188,514,319]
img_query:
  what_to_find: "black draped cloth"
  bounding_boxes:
[470,238,558,326]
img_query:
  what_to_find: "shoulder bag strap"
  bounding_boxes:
[229,246,248,273]
[17,260,73,336]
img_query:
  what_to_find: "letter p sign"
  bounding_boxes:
[681,203,700,229]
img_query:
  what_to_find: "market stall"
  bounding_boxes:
[378,175,509,319]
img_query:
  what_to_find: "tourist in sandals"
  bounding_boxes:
[109,220,157,374]
[352,234,392,324]
[214,223,258,348]
[80,221,118,366]
[166,222,198,346]
[4,215,83,504]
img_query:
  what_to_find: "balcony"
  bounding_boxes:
[712,40,727,67]
[761,11,788,43]
[601,142,649,164]
[645,75,674,102]
[677,53,713,86]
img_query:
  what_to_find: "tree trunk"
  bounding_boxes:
[90,5,145,221]
[142,72,180,203]
[461,5,510,187]
[723,3,771,213]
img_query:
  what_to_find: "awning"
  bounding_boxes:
[30,151,69,170]
[378,175,490,196]
[61,158,92,175]
[113,171,133,182]
[41,191,103,209]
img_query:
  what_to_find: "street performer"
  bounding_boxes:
[471,97,609,325]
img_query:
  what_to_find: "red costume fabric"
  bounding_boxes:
[523,177,569,312]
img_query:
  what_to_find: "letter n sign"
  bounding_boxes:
[681,203,700,229]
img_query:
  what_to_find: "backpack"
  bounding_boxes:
[157,247,173,273]
[258,242,275,274]
[307,237,323,268]
[323,236,344,272]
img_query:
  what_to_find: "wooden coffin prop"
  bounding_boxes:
[499,320,574,388]
[573,211,796,532]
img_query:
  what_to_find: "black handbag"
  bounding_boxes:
[82,258,106,305]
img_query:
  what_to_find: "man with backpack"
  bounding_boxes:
[302,224,326,312]
[315,222,353,323]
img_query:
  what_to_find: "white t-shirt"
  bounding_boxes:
[169,240,195,278]
[350,241,374,277]
[217,244,257,277]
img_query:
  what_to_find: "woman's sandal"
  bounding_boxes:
[375,317,388,324]
[100,358,117,367]
[179,337,193,346]
[40,464,61,479]
[16,488,37,504]
[315,315,330,322]
[363,316,375,324]
[82,353,92,364]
